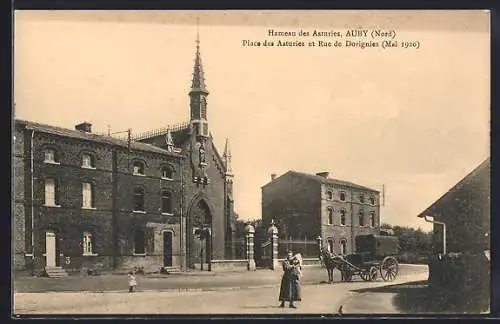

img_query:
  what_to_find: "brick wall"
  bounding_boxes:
[13,126,26,270]
[262,173,322,239]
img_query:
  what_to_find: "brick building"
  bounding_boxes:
[261,171,380,255]
[12,38,236,274]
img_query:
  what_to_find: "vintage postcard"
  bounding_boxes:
[12,10,490,316]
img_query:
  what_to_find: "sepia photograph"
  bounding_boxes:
[12,10,490,316]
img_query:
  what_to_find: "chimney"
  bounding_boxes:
[316,172,329,178]
[271,174,277,181]
[75,122,92,133]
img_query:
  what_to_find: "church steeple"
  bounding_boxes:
[190,19,209,138]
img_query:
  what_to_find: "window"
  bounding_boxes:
[359,211,365,226]
[44,178,59,206]
[369,196,375,205]
[340,209,346,226]
[327,208,333,225]
[133,187,145,212]
[161,166,173,180]
[82,154,95,168]
[340,192,346,201]
[359,194,365,203]
[340,239,347,255]
[82,231,93,255]
[327,239,334,253]
[369,212,376,227]
[133,161,145,176]
[44,149,58,164]
[327,191,333,200]
[162,191,173,214]
[82,182,95,208]
[134,229,145,254]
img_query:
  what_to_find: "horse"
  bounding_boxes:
[320,248,346,283]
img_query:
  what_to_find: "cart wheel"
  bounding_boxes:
[361,266,378,282]
[380,256,398,281]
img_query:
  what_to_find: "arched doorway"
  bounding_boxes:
[188,199,213,270]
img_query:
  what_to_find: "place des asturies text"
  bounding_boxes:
[241,29,421,50]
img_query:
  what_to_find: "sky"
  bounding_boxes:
[13,10,490,231]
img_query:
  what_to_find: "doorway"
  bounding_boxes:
[163,231,173,267]
[45,231,57,267]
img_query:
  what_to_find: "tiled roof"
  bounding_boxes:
[277,170,379,192]
[15,119,182,157]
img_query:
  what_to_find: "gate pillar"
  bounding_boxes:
[245,224,256,271]
[268,220,279,270]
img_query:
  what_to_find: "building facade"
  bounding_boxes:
[261,171,380,255]
[12,39,236,274]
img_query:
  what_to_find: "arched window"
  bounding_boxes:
[327,208,334,225]
[132,161,145,176]
[81,153,95,168]
[369,196,375,205]
[82,231,93,255]
[44,148,59,164]
[133,187,145,212]
[327,239,334,253]
[327,191,333,200]
[340,192,346,201]
[161,166,174,180]
[340,209,346,226]
[369,212,376,227]
[340,239,347,255]
[359,211,365,226]
[134,229,145,254]
[162,191,173,214]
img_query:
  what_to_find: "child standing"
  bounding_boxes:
[128,271,137,293]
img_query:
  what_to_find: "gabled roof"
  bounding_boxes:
[418,157,490,218]
[264,170,379,192]
[15,119,182,158]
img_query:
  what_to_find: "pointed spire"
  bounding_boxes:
[165,128,174,152]
[223,138,233,176]
[190,17,208,94]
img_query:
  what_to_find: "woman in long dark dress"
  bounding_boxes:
[279,251,302,308]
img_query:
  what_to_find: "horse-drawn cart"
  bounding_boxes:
[321,234,400,282]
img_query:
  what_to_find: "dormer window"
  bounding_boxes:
[44,149,59,164]
[82,154,95,169]
[133,161,145,176]
[161,166,174,180]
